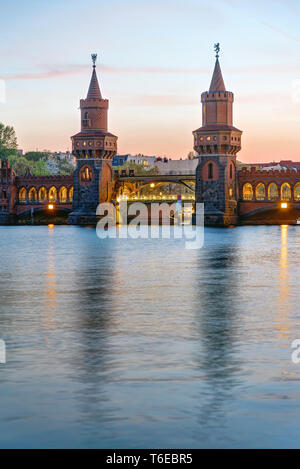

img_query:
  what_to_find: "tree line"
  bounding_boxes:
[0,122,74,176]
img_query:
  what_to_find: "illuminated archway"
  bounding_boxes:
[69,187,73,202]
[80,165,93,183]
[38,186,47,202]
[19,187,27,203]
[294,183,300,201]
[59,186,68,203]
[28,187,37,202]
[255,183,266,201]
[124,180,195,201]
[281,183,291,201]
[48,186,57,202]
[268,183,279,201]
[242,183,253,201]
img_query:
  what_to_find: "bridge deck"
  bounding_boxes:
[118,174,196,182]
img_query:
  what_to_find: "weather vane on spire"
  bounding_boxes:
[91,53,97,67]
[214,43,220,59]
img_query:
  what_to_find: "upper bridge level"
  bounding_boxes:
[15,174,73,216]
[238,167,300,223]
[114,169,196,201]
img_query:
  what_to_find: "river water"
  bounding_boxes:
[0,225,299,448]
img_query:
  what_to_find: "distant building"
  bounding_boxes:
[112,154,156,167]
[248,160,300,171]
[127,155,156,167]
[46,159,59,175]
[112,154,129,166]
[112,154,196,173]
[154,158,197,174]
[51,151,73,161]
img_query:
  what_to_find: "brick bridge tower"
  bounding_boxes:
[68,54,118,225]
[193,45,242,226]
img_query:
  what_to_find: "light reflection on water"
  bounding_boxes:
[0,225,300,448]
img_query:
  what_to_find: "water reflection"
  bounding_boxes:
[194,240,242,432]
[276,225,291,339]
[43,224,57,329]
[1,226,300,448]
[67,235,117,443]
[277,225,293,380]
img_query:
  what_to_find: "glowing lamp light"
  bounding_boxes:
[281,203,288,209]
[48,204,54,210]
[150,183,155,188]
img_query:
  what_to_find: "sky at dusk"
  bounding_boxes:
[1,0,300,162]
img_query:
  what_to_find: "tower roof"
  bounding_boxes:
[209,58,226,93]
[86,56,102,99]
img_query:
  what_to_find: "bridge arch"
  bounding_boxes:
[242,183,253,201]
[59,186,68,203]
[294,183,300,201]
[48,186,57,202]
[268,183,279,201]
[281,182,291,201]
[28,187,37,202]
[255,182,266,201]
[38,186,47,202]
[19,187,27,203]
[69,186,73,202]
[122,179,195,198]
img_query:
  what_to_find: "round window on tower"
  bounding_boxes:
[88,141,93,147]
[83,141,87,147]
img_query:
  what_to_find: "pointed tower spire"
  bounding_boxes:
[87,53,102,99]
[209,43,226,92]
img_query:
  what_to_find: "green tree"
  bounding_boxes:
[8,156,34,175]
[58,158,74,175]
[33,159,51,176]
[0,122,18,159]
[24,151,49,162]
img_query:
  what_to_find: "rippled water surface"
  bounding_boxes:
[0,225,300,448]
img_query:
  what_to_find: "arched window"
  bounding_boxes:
[255,183,266,201]
[84,112,89,119]
[229,163,234,180]
[28,187,37,202]
[19,188,27,203]
[59,186,68,203]
[202,161,218,181]
[294,183,300,201]
[281,183,291,201]
[242,183,253,201]
[69,187,73,202]
[48,186,57,202]
[38,187,47,202]
[268,183,279,201]
[81,166,92,182]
